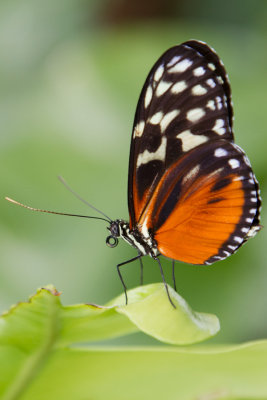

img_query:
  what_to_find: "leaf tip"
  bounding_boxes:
[40,286,62,297]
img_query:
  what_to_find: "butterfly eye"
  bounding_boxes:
[106,235,118,248]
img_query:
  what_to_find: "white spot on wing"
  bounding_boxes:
[214,148,228,157]
[137,137,167,167]
[167,55,181,67]
[187,108,205,122]
[145,85,153,108]
[149,111,163,125]
[233,176,244,181]
[216,96,223,110]
[206,78,216,88]
[133,121,145,138]
[192,84,208,96]
[228,244,237,250]
[177,130,208,152]
[228,159,240,169]
[154,64,164,81]
[160,109,180,132]
[182,164,200,184]
[171,80,187,94]
[249,208,257,214]
[156,80,172,97]
[169,58,193,73]
[213,119,226,135]
[193,66,205,76]
[234,236,243,244]
[207,100,216,110]
[208,63,216,71]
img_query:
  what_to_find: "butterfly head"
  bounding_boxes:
[106,220,121,248]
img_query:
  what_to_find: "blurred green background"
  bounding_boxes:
[1,0,266,345]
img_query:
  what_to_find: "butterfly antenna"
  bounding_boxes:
[5,197,110,223]
[58,176,112,222]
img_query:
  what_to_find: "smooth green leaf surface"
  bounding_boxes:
[2,342,267,400]
[111,284,220,344]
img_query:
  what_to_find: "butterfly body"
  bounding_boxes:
[108,220,158,258]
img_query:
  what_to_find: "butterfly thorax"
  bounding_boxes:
[108,219,158,257]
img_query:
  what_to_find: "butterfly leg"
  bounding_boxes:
[172,260,177,292]
[154,257,176,309]
[139,257,144,285]
[117,254,142,305]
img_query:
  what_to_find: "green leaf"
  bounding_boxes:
[2,341,267,400]
[0,283,219,352]
[0,285,138,400]
[111,283,220,344]
[0,285,138,350]
[0,286,266,400]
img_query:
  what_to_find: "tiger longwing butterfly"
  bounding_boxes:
[6,40,261,307]
[106,40,261,306]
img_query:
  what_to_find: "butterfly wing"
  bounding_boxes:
[137,139,261,264]
[127,40,261,264]
[128,40,234,227]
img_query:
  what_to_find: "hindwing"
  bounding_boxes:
[136,140,260,264]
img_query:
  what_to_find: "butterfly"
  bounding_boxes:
[104,40,261,306]
[6,40,261,308]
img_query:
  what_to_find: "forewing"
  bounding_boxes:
[128,40,234,227]
[138,140,261,265]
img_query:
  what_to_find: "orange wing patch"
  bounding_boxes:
[155,174,245,264]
